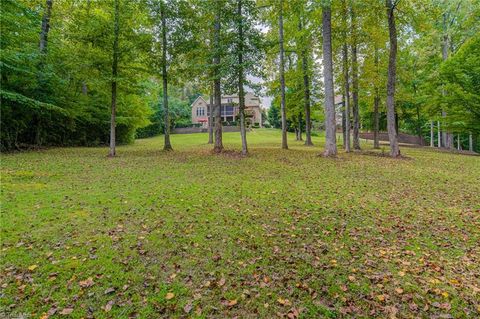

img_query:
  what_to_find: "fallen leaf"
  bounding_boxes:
[227,299,237,307]
[376,294,385,302]
[79,277,94,288]
[395,288,404,294]
[277,298,291,306]
[398,271,405,277]
[218,277,226,287]
[104,300,114,312]
[183,302,193,313]
[28,265,38,271]
[165,292,175,300]
[60,308,74,315]
[348,275,356,282]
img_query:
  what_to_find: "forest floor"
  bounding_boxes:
[1,129,479,319]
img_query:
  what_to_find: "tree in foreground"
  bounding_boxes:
[322,2,337,157]
[213,4,223,153]
[109,0,120,157]
[278,0,288,149]
[385,0,400,157]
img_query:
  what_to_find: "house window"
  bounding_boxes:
[196,107,205,117]
[227,98,233,103]
[221,105,234,116]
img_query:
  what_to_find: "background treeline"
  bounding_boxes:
[1,0,479,152]
[262,0,480,152]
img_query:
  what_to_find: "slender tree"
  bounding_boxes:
[160,1,172,151]
[385,0,400,157]
[351,5,361,150]
[341,0,350,152]
[278,0,288,149]
[109,0,119,157]
[322,2,337,157]
[299,18,313,146]
[373,45,380,149]
[213,6,223,153]
[237,0,248,155]
[208,84,214,144]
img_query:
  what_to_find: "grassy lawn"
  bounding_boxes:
[1,129,479,318]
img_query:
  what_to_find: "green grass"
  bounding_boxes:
[1,129,479,318]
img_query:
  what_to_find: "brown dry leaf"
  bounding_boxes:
[376,294,385,302]
[165,292,175,300]
[398,271,406,277]
[79,277,94,288]
[348,275,356,282]
[104,300,114,312]
[395,288,404,294]
[277,298,291,306]
[60,307,74,315]
[218,277,226,287]
[183,302,193,313]
[227,299,238,307]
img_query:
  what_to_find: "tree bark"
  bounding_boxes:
[457,133,460,150]
[373,45,380,149]
[469,133,473,151]
[430,121,434,147]
[385,0,400,157]
[213,7,223,153]
[161,2,172,151]
[322,4,337,157]
[109,0,119,157]
[342,55,350,151]
[237,0,248,155]
[279,0,288,149]
[299,19,313,146]
[441,13,453,149]
[39,0,53,54]
[437,120,441,148]
[351,7,360,150]
[208,84,214,144]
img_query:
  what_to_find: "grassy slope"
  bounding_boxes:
[1,129,479,318]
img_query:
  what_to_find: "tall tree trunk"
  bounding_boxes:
[237,0,248,155]
[208,84,214,144]
[351,7,360,150]
[341,28,350,151]
[161,2,172,151]
[213,8,223,153]
[322,4,337,157]
[457,133,460,150]
[385,0,400,157]
[441,13,453,149]
[279,0,288,149]
[341,99,346,147]
[437,120,441,148]
[299,20,313,146]
[430,121,434,147]
[39,0,53,54]
[373,45,380,149]
[36,0,53,146]
[373,90,380,149]
[469,133,473,152]
[109,0,119,157]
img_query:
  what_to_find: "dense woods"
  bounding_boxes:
[1,0,479,154]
